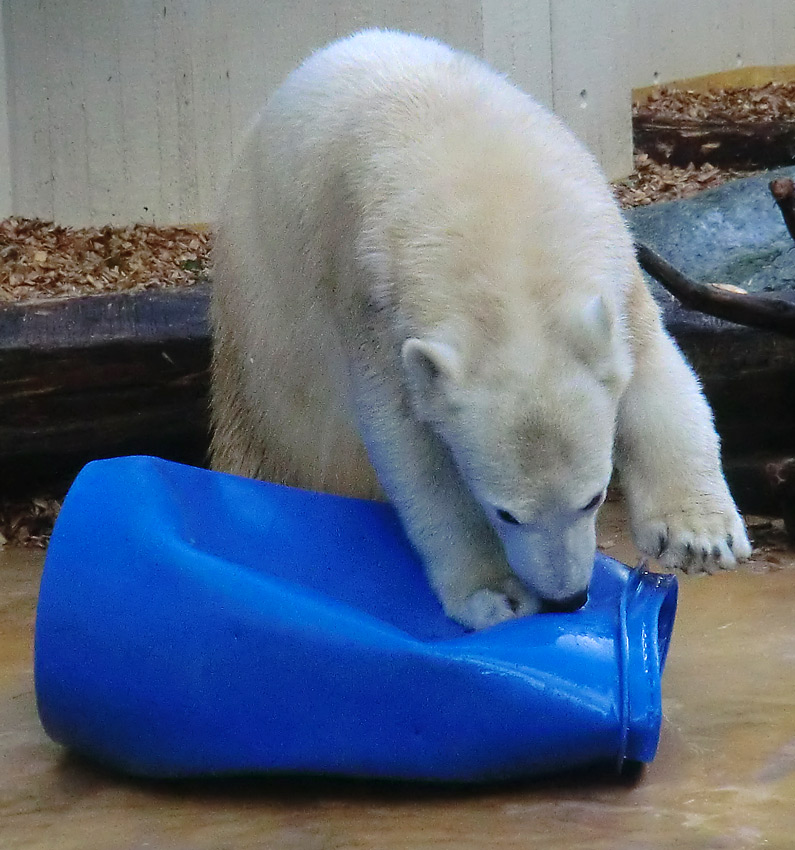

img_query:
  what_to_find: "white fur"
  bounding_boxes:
[211,30,751,630]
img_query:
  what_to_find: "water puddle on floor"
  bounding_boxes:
[1,505,793,849]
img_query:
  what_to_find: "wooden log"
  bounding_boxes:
[633,114,795,168]
[666,306,795,459]
[662,301,795,520]
[0,286,211,495]
[1,282,795,522]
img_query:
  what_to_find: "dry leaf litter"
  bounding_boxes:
[0,497,61,549]
[612,153,757,208]
[635,81,795,124]
[0,219,210,303]
[1,83,792,548]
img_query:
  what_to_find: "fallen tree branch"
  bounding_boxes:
[635,242,795,338]
[769,177,795,244]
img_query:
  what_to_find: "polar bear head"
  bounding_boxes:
[402,294,631,610]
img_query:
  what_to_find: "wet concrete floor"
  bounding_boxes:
[1,501,794,849]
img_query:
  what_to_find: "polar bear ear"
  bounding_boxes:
[401,338,460,419]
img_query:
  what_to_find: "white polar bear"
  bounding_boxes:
[210,30,751,630]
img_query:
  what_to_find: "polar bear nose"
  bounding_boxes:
[539,588,589,614]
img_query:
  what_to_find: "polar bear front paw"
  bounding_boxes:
[449,579,540,631]
[633,503,752,575]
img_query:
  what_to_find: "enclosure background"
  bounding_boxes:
[1,0,794,225]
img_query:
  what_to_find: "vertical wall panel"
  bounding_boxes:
[770,0,795,69]
[152,0,199,224]
[631,0,795,89]
[116,1,160,223]
[190,0,234,222]
[78,0,125,223]
[481,0,554,108]
[737,0,776,70]
[5,0,55,220]
[42,0,91,223]
[0,0,11,217]
[550,0,633,179]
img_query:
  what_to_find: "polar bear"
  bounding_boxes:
[210,30,751,629]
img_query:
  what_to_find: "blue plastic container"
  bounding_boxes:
[34,456,677,782]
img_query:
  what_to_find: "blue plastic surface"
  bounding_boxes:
[34,456,677,782]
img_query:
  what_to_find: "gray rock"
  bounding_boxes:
[625,167,795,296]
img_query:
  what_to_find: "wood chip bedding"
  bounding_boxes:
[635,81,795,124]
[0,219,210,303]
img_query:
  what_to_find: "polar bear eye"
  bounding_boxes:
[496,508,521,525]
[582,492,605,512]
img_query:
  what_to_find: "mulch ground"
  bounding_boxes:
[1,218,210,303]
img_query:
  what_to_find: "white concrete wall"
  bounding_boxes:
[3,0,794,227]
[0,0,12,218]
[1,0,632,226]
[631,0,795,88]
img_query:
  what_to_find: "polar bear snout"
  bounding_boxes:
[538,588,589,614]
[497,517,597,612]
